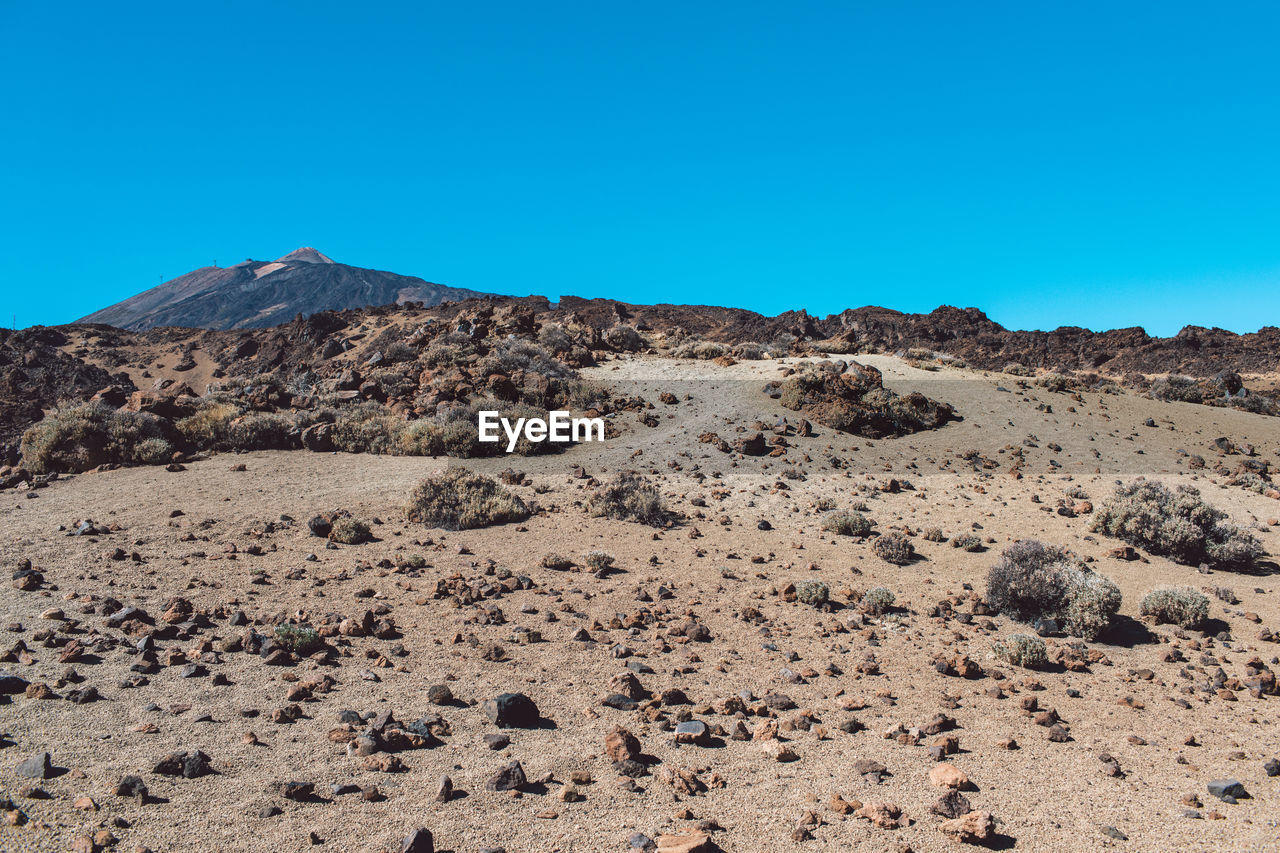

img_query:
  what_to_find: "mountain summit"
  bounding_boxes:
[78,248,490,331]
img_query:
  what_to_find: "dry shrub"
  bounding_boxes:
[872,532,915,565]
[986,541,1121,640]
[822,511,873,537]
[587,472,667,526]
[21,402,173,473]
[1090,480,1263,570]
[407,468,531,530]
[1140,587,1209,629]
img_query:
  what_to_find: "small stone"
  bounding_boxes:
[482,693,539,729]
[435,775,453,803]
[401,828,435,853]
[15,752,53,779]
[1207,779,1249,803]
[928,763,972,790]
[486,760,526,792]
[940,810,995,843]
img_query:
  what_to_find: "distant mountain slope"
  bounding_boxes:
[78,248,491,330]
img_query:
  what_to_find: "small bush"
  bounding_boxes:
[329,518,371,544]
[950,534,984,552]
[1036,373,1071,393]
[733,342,768,360]
[331,405,405,455]
[822,511,873,537]
[1150,375,1203,404]
[861,587,895,615]
[1002,363,1031,376]
[672,340,728,360]
[584,551,615,573]
[1140,587,1209,629]
[922,527,946,542]
[134,437,174,465]
[872,532,915,565]
[407,468,531,530]
[993,634,1047,668]
[603,324,644,352]
[587,472,667,526]
[986,541,1121,640]
[274,624,324,655]
[540,553,573,570]
[1090,480,1264,570]
[795,580,829,607]
[226,412,298,451]
[21,402,173,473]
[478,339,574,380]
[177,402,241,448]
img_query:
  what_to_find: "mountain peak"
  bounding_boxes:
[276,247,335,265]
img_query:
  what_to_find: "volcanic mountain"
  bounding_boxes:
[78,247,492,330]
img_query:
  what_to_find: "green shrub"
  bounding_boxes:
[795,580,830,607]
[1140,587,1209,629]
[986,541,1121,640]
[274,624,324,655]
[329,517,371,544]
[861,587,895,615]
[407,468,531,530]
[993,633,1047,668]
[872,532,915,565]
[822,511,873,537]
[587,472,667,526]
[1090,480,1263,569]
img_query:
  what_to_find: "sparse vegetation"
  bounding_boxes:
[274,624,324,655]
[872,532,915,565]
[1140,587,1209,629]
[950,534,984,552]
[587,472,667,526]
[986,541,1121,640]
[584,551,615,573]
[540,553,573,570]
[861,587,896,615]
[1090,480,1264,570]
[20,402,175,473]
[603,324,644,352]
[407,468,531,530]
[329,517,371,544]
[795,580,829,607]
[822,510,873,537]
[993,633,1047,668]
[922,527,946,542]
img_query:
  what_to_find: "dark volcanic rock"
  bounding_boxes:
[482,692,540,728]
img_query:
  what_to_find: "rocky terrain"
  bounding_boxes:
[2,294,1280,852]
[77,248,490,332]
[2,315,1280,851]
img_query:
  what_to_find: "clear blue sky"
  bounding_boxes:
[3,2,1279,335]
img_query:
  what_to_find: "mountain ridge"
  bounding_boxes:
[77,248,491,331]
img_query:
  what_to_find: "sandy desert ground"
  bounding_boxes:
[3,354,1279,852]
